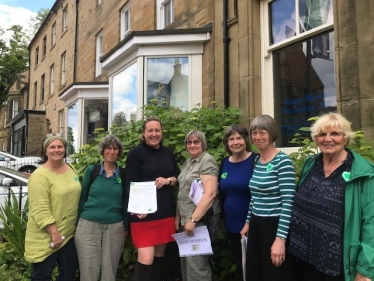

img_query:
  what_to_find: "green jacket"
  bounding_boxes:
[298,149,374,281]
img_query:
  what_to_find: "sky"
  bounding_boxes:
[0,0,55,40]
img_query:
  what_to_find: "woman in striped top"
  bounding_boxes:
[244,115,296,281]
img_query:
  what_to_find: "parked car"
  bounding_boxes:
[0,151,43,174]
[0,166,29,228]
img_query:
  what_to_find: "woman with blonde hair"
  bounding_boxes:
[288,113,374,281]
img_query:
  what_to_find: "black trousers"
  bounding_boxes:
[246,214,296,281]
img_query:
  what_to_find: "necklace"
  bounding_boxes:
[105,169,115,174]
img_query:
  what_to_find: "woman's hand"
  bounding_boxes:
[354,273,371,281]
[131,212,147,219]
[240,222,250,237]
[45,223,63,249]
[184,220,196,236]
[271,237,286,267]
[155,177,169,189]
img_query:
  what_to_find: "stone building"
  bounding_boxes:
[4,0,372,155]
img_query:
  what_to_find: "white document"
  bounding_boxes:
[172,225,213,257]
[127,181,157,214]
[241,236,247,281]
[189,178,204,205]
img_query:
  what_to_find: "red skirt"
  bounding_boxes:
[131,217,176,248]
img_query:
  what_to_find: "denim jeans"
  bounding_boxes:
[31,237,79,281]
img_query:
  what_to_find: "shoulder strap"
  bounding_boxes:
[89,164,101,188]
[119,167,126,187]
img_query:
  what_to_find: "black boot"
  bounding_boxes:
[149,257,164,281]
[133,261,152,281]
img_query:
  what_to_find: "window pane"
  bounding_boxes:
[146,57,189,111]
[270,0,296,44]
[112,62,138,125]
[299,0,333,32]
[273,31,336,147]
[164,1,172,26]
[67,102,79,155]
[83,99,108,144]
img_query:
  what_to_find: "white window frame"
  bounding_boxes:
[62,6,68,33]
[102,32,208,125]
[260,0,334,153]
[50,64,55,95]
[95,31,103,77]
[51,22,56,47]
[61,52,66,85]
[120,4,131,38]
[157,0,174,29]
[12,99,18,118]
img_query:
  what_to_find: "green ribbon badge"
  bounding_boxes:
[74,176,79,182]
[221,172,228,179]
[267,163,273,172]
[117,177,122,184]
[342,171,350,182]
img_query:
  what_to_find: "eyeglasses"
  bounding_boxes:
[186,140,201,146]
[46,133,63,137]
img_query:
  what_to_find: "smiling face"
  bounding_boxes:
[45,140,66,161]
[186,135,203,159]
[251,128,271,151]
[103,145,119,164]
[316,126,347,157]
[228,132,247,155]
[143,120,162,149]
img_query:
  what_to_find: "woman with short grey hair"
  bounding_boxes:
[176,129,221,281]
[75,134,128,281]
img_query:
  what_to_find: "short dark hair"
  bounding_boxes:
[139,116,163,143]
[249,115,280,143]
[222,124,251,154]
[98,134,124,157]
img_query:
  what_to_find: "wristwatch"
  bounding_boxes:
[190,217,198,223]
[167,178,172,185]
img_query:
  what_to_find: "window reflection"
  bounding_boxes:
[83,99,108,144]
[299,0,333,33]
[270,0,333,44]
[273,31,336,147]
[112,62,138,125]
[147,57,189,111]
[270,0,296,44]
[67,102,79,155]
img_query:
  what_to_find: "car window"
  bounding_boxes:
[0,156,5,161]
